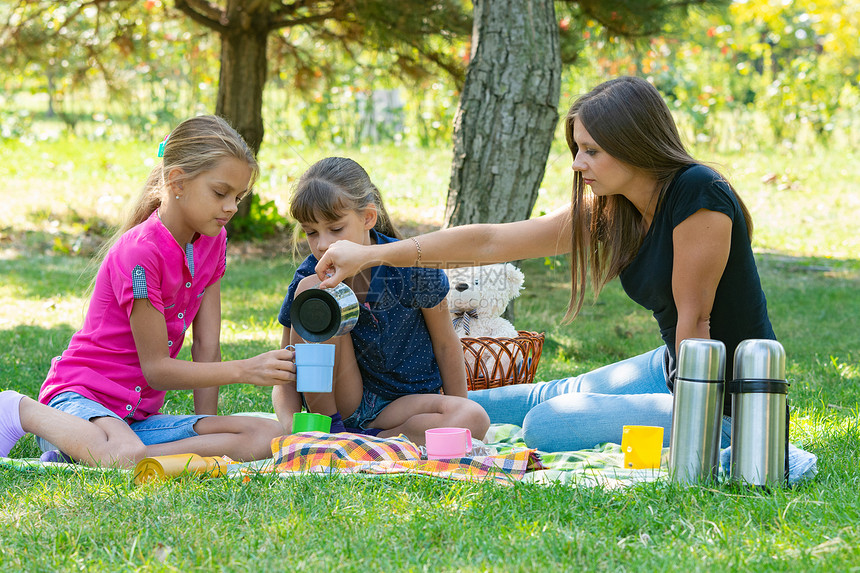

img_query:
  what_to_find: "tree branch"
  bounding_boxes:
[573,0,724,38]
[269,0,329,21]
[268,3,349,32]
[173,0,227,33]
[244,0,270,15]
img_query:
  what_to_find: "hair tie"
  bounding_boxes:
[157,133,170,158]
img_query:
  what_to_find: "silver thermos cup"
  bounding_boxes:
[290,282,360,342]
[729,339,789,487]
[669,338,726,485]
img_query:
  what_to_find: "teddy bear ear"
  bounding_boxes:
[504,263,525,298]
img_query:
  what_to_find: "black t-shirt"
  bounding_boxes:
[619,164,776,408]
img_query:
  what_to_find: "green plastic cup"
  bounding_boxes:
[292,412,332,433]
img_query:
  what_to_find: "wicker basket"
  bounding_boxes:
[460,330,545,391]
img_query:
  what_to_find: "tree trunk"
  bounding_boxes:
[216,12,268,154]
[215,3,270,229]
[445,0,561,227]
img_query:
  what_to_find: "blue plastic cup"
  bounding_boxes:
[287,343,336,393]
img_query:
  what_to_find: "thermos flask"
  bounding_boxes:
[728,339,789,487]
[291,282,360,342]
[669,338,726,485]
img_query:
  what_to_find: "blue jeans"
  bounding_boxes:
[468,347,675,452]
[342,387,395,430]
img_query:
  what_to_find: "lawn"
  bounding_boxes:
[1,134,859,571]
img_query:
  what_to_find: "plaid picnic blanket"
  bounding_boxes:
[484,424,669,488]
[266,431,545,485]
[0,422,650,487]
[3,422,816,488]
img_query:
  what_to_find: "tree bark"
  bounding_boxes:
[445,0,561,227]
[213,1,271,227]
[215,2,269,155]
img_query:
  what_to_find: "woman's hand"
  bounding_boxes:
[242,348,297,387]
[316,240,375,289]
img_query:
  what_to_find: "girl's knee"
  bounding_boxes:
[261,418,286,441]
[242,416,282,436]
[470,400,490,427]
[451,398,490,439]
[470,413,490,441]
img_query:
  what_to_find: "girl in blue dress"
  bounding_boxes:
[272,157,489,444]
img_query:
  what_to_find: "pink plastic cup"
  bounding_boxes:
[425,427,473,460]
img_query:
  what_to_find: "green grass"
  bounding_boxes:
[1,135,860,571]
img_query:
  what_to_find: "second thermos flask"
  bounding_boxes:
[669,338,726,485]
[728,339,789,487]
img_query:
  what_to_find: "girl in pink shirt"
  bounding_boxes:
[0,115,296,468]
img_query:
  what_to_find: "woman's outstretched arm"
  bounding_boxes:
[317,204,572,288]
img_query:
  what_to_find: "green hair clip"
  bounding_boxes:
[157,134,169,158]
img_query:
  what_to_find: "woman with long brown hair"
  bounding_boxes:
[311,77,776,452]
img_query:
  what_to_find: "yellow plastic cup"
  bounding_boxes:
[621,425,664,469]
[133,453,226,486]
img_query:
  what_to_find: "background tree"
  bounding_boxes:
[0,1,150,126]
[174,0,473,228]
[444,0,560,228]
[1,0,471,233]
[172,0,471,155]
[445,0,726,228]
[8,0,840,237]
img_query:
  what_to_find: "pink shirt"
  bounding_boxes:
[39,211,227,421]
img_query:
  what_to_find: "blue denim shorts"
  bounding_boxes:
[342,387,395,430]
[36,391,209,452]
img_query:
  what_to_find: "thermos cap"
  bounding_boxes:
[292,289,341,341]
[733,339,785,380]
[291,282,359,343]
[676,338,726,382]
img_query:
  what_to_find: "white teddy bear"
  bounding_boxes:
[444,263,525,338]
